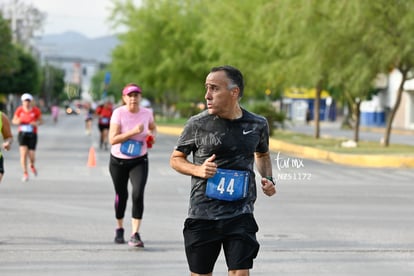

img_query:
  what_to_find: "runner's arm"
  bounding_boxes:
[108,122,144,145]
[255,151,276,196]
[170,150,217,179]
[1,114,13,150]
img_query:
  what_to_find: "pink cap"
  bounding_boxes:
[122,84,142,95]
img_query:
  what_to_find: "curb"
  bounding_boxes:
[158,126,414,168]
[269,140,414,168]
[157,126,184,136]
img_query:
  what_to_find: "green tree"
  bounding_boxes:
[0,15,19,81]
[358,0,414,147]
[40,65,65,104]
[246,0,334,138]
[198,0,271,98]
[106,0,414,145]
[249,0,396,144]
[0,46,39,95]
[110,0,207,113]
[316,0,414,145]
[314,1,381,142]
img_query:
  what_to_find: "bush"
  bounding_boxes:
[245,101,286,135]
[175,102,202,118]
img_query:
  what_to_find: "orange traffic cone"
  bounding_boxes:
[87,146,96,167]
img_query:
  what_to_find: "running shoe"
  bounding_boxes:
[128,232,144,247]
[114,228,125,244]
[30,165,37,176]
[22,172,29,182]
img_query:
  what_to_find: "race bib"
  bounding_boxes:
[120,140,142,157]
[100,117,110,124]
[205,168,249,201]
[20,124,34,133]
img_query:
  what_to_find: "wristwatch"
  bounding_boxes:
[265,176,276,185]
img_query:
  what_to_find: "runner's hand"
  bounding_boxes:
[261,178,276,196]
[198,154,217,179]
[133,124,144,134]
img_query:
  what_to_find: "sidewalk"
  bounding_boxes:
[277,120,414,168]
[158,122,414,168]
[288,120,414,144]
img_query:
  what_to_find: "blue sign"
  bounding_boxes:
[104,72,111,85]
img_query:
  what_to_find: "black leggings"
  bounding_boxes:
[109,154,149,220]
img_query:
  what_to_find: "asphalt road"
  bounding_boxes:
[0,111,413,275]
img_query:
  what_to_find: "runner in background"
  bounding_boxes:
[12,93,43,182]
[108,83,157,247]
[51,103,59,124]
[95,100,113,150]
[84,102,94,135]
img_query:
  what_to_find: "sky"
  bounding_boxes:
[1,0,141,38]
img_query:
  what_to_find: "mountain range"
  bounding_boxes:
[34,31,119,64]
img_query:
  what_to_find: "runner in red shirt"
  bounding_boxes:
[95,100,113,150]
[12,93,42,182]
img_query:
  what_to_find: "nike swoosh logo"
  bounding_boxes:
[243,129,254,135]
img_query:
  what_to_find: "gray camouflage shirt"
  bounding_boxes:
[174,108,269,220]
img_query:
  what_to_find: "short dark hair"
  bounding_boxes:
[210,65,244,97]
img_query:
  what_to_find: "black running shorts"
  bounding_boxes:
[18,132,37,150]
[183,213,260,274]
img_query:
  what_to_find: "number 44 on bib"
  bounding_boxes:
[205,168,249,201]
